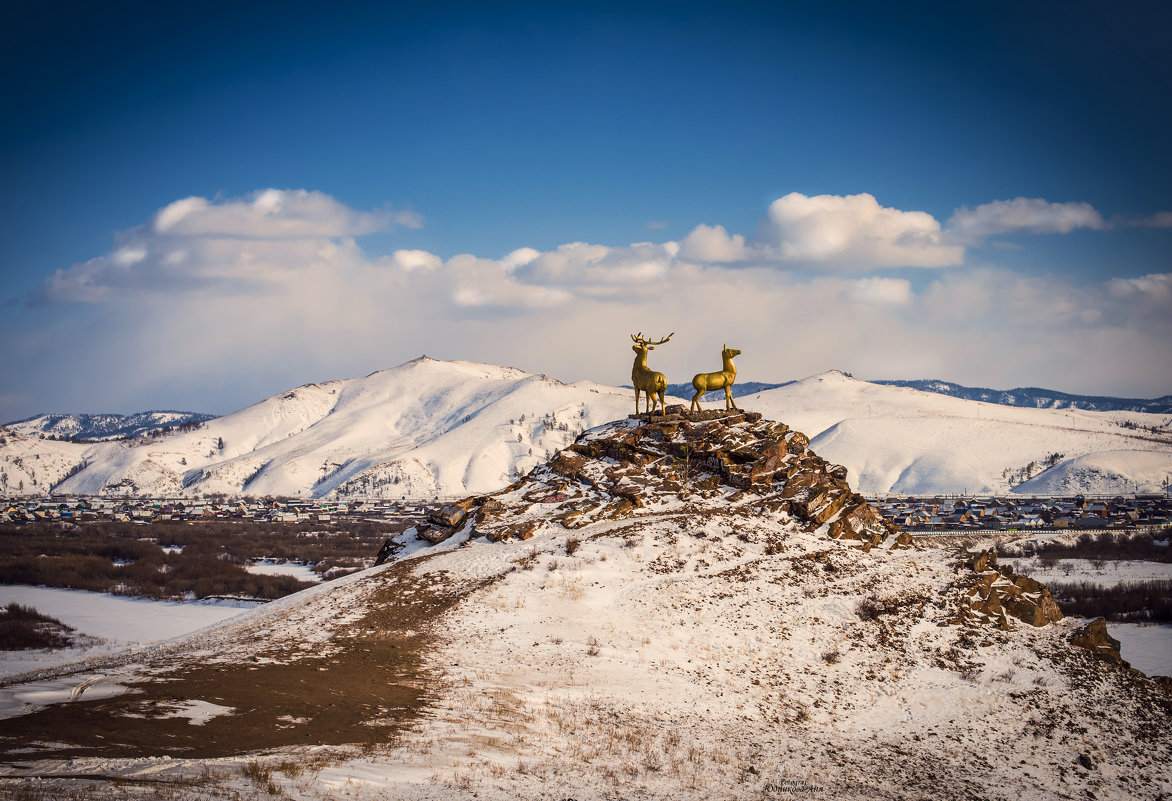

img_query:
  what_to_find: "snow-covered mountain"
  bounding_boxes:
[2,363,1170,499]
[872,378,1172,415]
[5,411,214,442]
[744,370,1172,496]
[6,358,640,500]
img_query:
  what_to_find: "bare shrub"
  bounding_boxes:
[586,636,601,656]
[565,536,582,556]
[242,759,277,793]
[0,603,76,650]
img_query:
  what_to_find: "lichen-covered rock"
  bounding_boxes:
[413,407,902,554]
[1070,617,1127,666]
[958,549,1063,629]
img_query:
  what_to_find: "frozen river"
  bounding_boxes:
[0,585,260,678]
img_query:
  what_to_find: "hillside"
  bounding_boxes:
[1,409,1167,800]
[2,363,1170,500]
[5,411,214,442]
[873,379,1172,415]
[19,358,638,500]
[744,371,1172,496]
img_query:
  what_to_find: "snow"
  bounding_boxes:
[38,357,636,500]
[745,370,1172,496]
[1011,556,1172,586]
[0,585,257,678]
[8,362,1170,500]
[246,560,321,583]
[1110,623,1172,677]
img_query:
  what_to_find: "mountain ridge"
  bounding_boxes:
[2,362,1170,499]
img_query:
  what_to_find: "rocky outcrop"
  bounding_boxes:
[1069,617,1127,666]
[953,549,1064,629]
[411,405,908,549]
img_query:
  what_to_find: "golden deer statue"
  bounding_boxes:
[690,344,742,412]
[630,332,673,414]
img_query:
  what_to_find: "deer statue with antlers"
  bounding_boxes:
[630,332,674,414]
[690,344,742,412]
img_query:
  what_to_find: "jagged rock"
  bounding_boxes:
[374,538,397,566]
[1070,618,1127,666]
[550,450,588,479]
[415,523,454,544]
[959,550,1063,629]
[429,499,475,528]
[483,520,539,542]
[785,431,809,455]
[418,408,903,554]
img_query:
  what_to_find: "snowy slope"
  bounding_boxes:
[7,363,1171,500]
[0,426,91,496]
[5,411,214,441]
[2,414,1167,801]
[48,358,637,500]
[743,370,1172,495]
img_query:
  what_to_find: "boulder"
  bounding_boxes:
[1070,618,1127,665]
[430,504,470,528]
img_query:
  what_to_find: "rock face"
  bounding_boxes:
[954,549,1064,629]
[415,406,909,550]
[1070,617,1128,666]
[406,407,1086,640]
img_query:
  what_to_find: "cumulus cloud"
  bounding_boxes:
[758,192,963,269]
[678,224,746,262]
[846,277,913,306]
[1107,272,1172,304]
[946,197,1107,243]
[389,249,443,272]
[12,187,1172,419]
[31,189,414,305]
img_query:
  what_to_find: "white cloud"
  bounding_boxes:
[946,197,1106,243]
[678,224,746,262]
[757,192,963,269]
[390,249,442,272]
[847,277,912,306]
[1107,272,1172,304]
[1132,211,1172,228]
[153,189,404,238]
[13,187,1172,419]
[32,189,408,305]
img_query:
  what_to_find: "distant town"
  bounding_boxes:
[869,493,1172,533]
[3,493,1170,534]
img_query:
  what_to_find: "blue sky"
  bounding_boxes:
[2,0,1170,419]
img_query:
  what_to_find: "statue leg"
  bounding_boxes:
[690,389,701,413]
[635,389,641,414]
[726,385,737,410]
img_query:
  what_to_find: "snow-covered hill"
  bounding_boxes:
[29,358,640,500]
[2,411,1167,800]
[873,378,1172,415]
[3,363,1170,499]
[5,411,214,442]
[744,370,1172,496]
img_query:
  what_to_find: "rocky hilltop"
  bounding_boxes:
[3,408,1168,800]
[413,406,1071,635]
[419,406,904,548]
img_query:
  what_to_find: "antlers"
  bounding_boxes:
[631,332,674,347]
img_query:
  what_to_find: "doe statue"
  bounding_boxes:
[691,344,742,412]
[630,332,674,414]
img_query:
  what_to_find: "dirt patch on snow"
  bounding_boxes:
[0,556,490,761]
